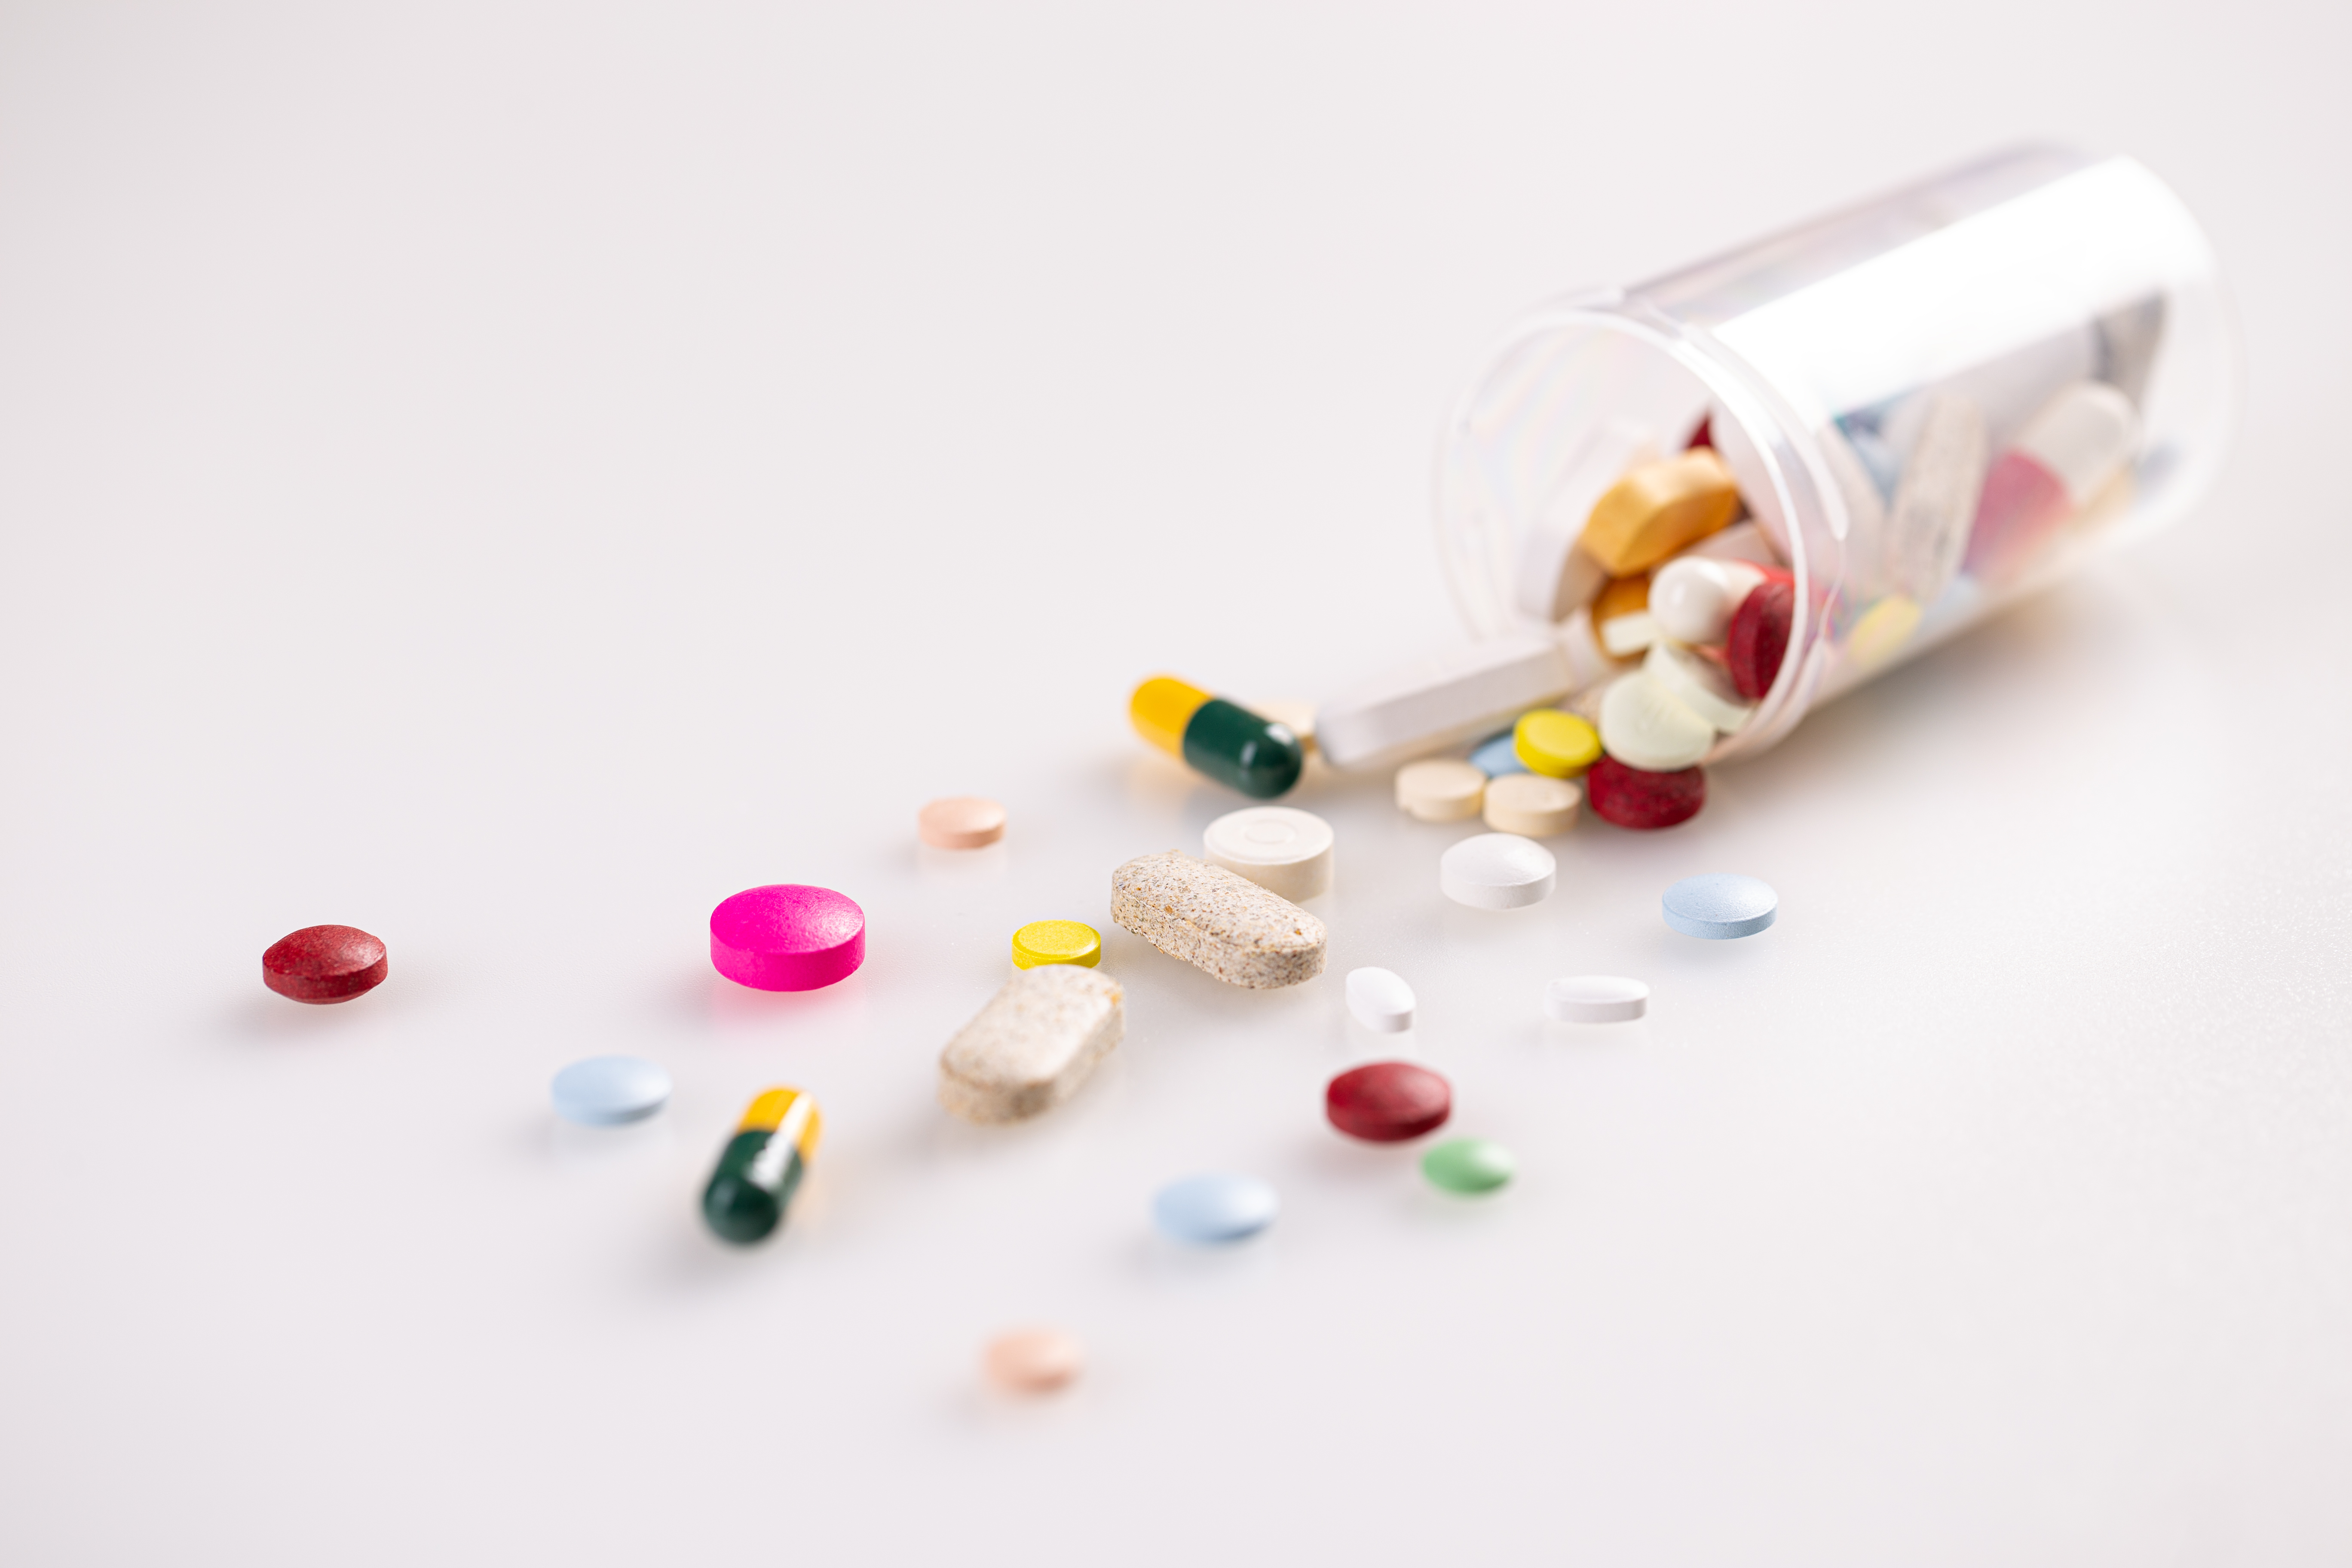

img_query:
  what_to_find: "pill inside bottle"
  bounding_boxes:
[1433,147,2236,764]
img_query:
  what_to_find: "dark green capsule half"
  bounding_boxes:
[701,1129,808,1244]
[1181,698,1304,799]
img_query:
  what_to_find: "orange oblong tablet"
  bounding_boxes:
[918,796,1007,849]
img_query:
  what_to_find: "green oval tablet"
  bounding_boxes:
[1421,1137,1515,1195]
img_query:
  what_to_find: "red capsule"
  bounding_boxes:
[262,925,388,1004]
[1727,577,1794,701]
[1586,756,1706,830]
[1326,1061,1452,1143]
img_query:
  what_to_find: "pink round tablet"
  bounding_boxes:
[709,885,866,991]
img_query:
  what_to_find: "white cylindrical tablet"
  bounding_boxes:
[1204,806,1334,900]
[1648,557,1763,646]
[1345,967,1415,1032]
[1439,833,1556,910]
[1599,672,1715,772]
[1395,759,1486,823]
[1482,772,1580,837]
[1643,640,1755,733]
[1544,975,1649,1023]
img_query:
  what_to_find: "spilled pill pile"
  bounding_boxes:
[241,146,2234,1400]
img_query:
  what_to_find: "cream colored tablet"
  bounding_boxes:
[1482,772,1580,837]
[938,965,1125,1124]
[1599,673,1715,772]
[1315,636,1572,770]
[1204,806,1334,901]
[1643,640,1755,733]
[1110,851,1326,989]
[1394,759,1486,823]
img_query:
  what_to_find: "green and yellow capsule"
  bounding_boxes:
[1129,676,1303,799]
[701,1087,822,1244]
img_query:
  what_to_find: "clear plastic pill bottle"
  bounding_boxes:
[1434,147,2237,759]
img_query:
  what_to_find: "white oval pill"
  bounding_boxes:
[1643,640,1755,733]
[1599,672,1716,771]
[1482,772,1580,837]
[1544,975,1649,1023]
[1204,806,1334,901]
[1345,967,1415,1032]
[1395,758,1486,823]
[1439,833,1556,910]
[1648,557,1763,646]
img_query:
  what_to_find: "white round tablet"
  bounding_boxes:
[1439,833,1557,910]
[1345,967,1415,1032]
[1204,806,1334,900]
[1599,671,1716,772]
[1643,639,1755,733]
[1544,975,1649,1023]
[1395,759,1487,823]
[1482,772,1580,837]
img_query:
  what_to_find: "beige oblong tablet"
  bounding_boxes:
[1483,772,1580,837]
[1110,851,1326,990]
[1395,759,1485,823]
[938,965,1124,1124]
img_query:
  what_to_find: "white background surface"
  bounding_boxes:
[3,4,2349,1563]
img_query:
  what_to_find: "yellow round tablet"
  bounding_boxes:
[1513,709,1602,778]
[1011,920,1102,970]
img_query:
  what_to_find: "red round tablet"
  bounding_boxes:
[1586,756,1706,830]
[262,925,388,1004]
[1727,577,1795,701]
[1326,1061,1452,1143]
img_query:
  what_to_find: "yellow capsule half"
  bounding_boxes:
[737,1086,824,1159]
[1129,676,1212,759]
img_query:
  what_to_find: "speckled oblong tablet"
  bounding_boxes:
[1109,851,1326,990]
[1662,873,1778,939]
[938,965,1125,1124]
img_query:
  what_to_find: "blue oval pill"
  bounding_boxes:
[1467,730,1529,778]
[550,1056,673,1126]
[1152,1173,1279,1244]
[1661,873,1778,940]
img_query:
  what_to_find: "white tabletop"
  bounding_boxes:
[4,4,2348,1563]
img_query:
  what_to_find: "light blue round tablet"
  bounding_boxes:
[1467,731,1529,778]
[1152,1173,1279,1244]
[550,1056,672,1126]
[1661,873,1778,940]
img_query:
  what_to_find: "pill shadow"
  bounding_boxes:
[1132,1228,1281,1289]
[657,965,873,1031]
[914,840,1012,881]
[215,987,398,1047]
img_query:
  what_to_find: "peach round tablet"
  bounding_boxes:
[985,1328,1085,1393]
[918,796,1007,849]
[709,885,866,991]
